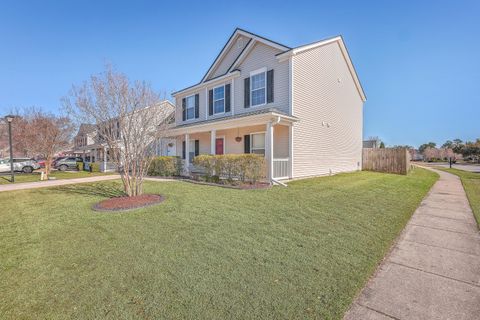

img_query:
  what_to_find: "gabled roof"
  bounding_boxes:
[173,29,366,102]
[276,35,367,102]
[200,28,290,83]
[77,123,96,135]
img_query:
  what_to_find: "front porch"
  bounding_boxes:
[169,109,298,182]
[77,144,117,172]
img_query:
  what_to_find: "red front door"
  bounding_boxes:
[215,138,224,155]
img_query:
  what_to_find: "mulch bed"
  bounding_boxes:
[93,194,164,212]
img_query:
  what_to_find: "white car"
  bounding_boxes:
[0,158,40,174]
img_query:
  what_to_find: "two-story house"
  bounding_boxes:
[170,28,366,182]
[73,100,176,171]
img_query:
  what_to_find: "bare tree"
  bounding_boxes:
[63,66,172,197]
[10,108,73,178]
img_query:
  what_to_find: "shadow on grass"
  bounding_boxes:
[52,183,126,198]
[0,176,12,183]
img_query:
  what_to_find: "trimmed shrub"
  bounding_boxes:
[148,156,183,177]
[193,155,216,181]
[193,154,265,184]
[90,162,101,173]
[76,162,84,171]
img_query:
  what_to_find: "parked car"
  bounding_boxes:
[53,157,83,171]
[0,158,40,173]
[36,159,47,168]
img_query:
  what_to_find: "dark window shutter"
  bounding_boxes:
[195,140,199,157]
[182,98,186,121]
[267,69,274,103]
[244,77,250,108]
[182,140,186,159]
[194,94,199,118]
[208,89,214,115]
[225,84,231,112]
[244,135,250,153]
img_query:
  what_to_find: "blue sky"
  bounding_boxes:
[0,0,479,148]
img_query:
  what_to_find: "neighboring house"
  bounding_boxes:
[363,138,381,149]
[73,100,175,171]
[170,28,366,181]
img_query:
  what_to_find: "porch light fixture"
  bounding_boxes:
[235,128,242,142]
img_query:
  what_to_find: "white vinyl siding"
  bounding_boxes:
[292,42,363,178]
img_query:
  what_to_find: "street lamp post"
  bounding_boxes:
[4,115,15,183]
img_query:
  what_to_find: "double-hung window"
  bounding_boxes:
[213,85,225,114]
[185,95,196,120]
[250,132,266,156]
[250,69,266,107]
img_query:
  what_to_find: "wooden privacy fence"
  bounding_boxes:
[362,148,411,175]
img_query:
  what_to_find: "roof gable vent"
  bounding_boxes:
[236,37,244,49]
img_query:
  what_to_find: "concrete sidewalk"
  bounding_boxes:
[344,168,480,320]
[0,175,176,193]
[0,175,121,192]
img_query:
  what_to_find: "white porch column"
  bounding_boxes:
[94,149,98,163]
[210,129,216,155]
[288,125,293,179]
[266,121,274,182]
[184,134,190,173]
[82,150,85,161]
[103,146,107,172]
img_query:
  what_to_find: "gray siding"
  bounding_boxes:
[233,42,290,116]
[175,89,207,126]
[292,42,363,178]
[175,41,291,126]
[207,35,251,80]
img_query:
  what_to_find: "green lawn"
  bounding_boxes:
[440,168,480,226]
[0,170,113,184]
[0,169,437,319]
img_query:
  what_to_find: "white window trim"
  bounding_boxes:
[185,94,196,121]
[250,131,266,155]
[215,135,225,155]
[250,67,267,107]
[212,85,226,115]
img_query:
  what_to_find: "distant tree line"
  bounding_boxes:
[418,139,480,162]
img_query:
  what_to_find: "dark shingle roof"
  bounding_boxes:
[174,108,295,129]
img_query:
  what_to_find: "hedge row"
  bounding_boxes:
[90,162,101,172]
[147,156,183,177]
[193,154,265,184]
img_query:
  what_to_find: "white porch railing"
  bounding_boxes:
[273,158,290,179]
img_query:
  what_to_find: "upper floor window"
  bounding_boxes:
[185,95,196,120]
[213,85,225,114]
[250,69,266,106]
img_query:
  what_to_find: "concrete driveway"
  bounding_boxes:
[344,168,480,320]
